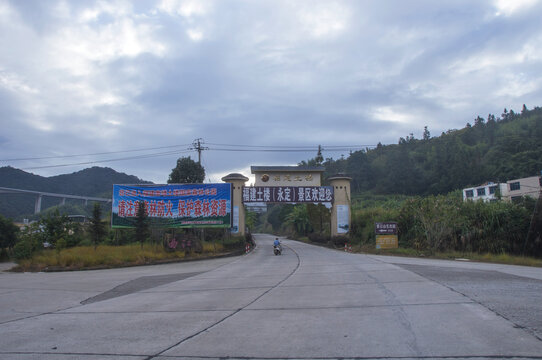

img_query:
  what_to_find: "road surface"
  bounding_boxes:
[1,233,542,359]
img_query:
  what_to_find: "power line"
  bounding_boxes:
[206,147,358,152]
[1,143,192,162]
[206,142,377,149]
[8,139,376,170]
[1,142,374,163]
[21,149,193,170]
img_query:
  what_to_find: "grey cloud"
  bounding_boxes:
[1,0,542,183]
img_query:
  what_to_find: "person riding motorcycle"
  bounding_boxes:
[273,238,282,253]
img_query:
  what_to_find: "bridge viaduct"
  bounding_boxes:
[0,186,111,214]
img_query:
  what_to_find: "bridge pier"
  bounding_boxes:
[35,194,42,214]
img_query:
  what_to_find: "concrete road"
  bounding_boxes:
[1,234,542,359]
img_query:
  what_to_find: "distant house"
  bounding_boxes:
[463,175,542,203]
[462,182,506,202]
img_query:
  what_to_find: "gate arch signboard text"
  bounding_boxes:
[242,186,333,204]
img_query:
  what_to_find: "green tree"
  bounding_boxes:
[245,210,258,232]
[346,150,374,192]
[40,209,69,246]
[474,116,485,127]
[168,157,205,184]
[285,205,312,236]
[89,203,106,249]
[135,201,150,247]
[423,126,431,140]
[0,215,19,249]
[307,203,330,235]
[12,222,44,260]
[315,145,324,165]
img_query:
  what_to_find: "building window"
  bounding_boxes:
[511,196,522,204]
[465,190,474,198]
[510,182,520,191]
[477,188,486,196]
[489,186,497,194]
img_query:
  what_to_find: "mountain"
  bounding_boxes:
[0,166,152,220]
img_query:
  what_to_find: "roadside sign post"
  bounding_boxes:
[375,222,398,249]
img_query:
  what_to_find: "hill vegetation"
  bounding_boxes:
[307,105,542,195]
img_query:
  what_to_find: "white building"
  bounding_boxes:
[462,182,507,202]
[463,175,542,202]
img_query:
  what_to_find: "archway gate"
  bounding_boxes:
[222,166,351,237]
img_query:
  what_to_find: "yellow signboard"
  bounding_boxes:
[376,235,398,249]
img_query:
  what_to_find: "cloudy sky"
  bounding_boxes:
[1,0,541,185]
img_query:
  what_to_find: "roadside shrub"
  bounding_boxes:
[114,229,135,245]
[223,235,246,250]
[244,232,253,245]
[13,240,33,260]
[415,195,461,253]
[308,233,329,244]
[459,200,530,254]
[56,237,68,252]
[397,197,422,248]
[101,231,117,246]
[395,194,534,256]
[77,238,93,247]
[204,228,226,242]
[331,235,349,247]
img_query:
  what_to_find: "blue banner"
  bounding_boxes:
[111,183,232,228]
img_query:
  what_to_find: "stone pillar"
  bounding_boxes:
[329,175,352,237]
[221,173,249,236]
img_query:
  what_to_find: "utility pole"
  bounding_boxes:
[191,138,208,165]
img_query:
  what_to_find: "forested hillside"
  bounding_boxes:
[313,105,542,195]
[0,167,151,219]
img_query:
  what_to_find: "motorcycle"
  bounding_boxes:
[273,244,282,255]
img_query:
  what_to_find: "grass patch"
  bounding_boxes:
[304,241,542,267]
[14,241,236,272]
[434,251,542,267]
[355,244,542,267]
[355,244,420,257]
